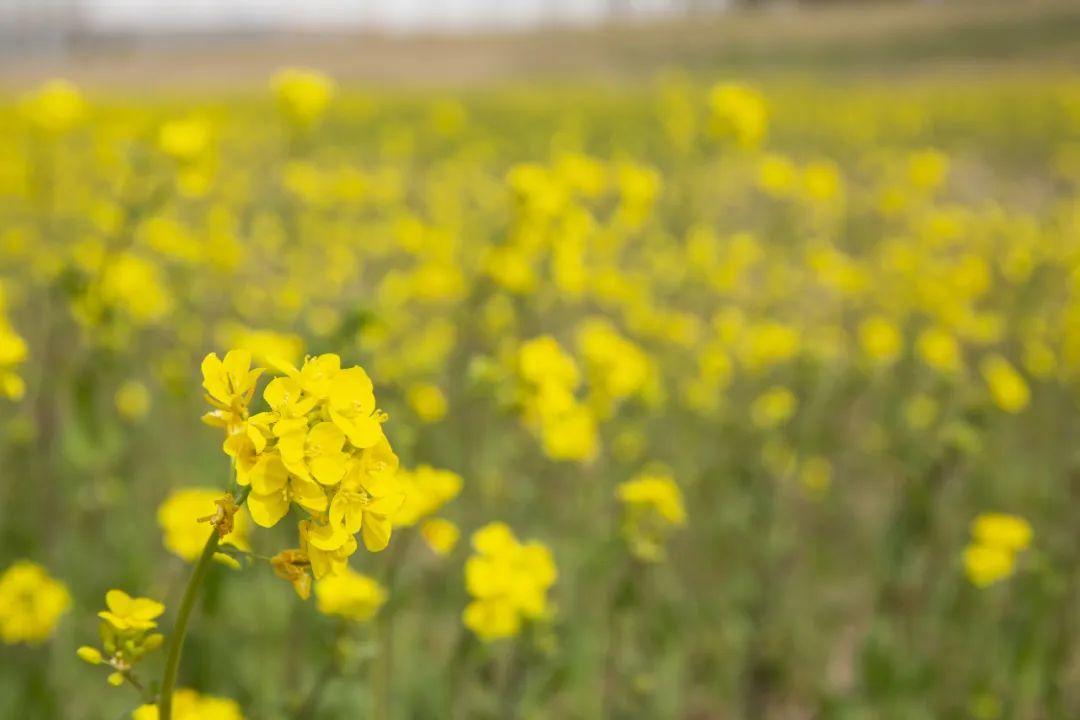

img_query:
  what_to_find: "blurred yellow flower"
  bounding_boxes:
[421,518,460,556]
[157,488,251,562]
[115,380,151,421]
[917,326,963,374]
[979,354,1030,413]
[859,315,903,365]
[273,67,335,128]
[22,79,86,133]
[964,513,1031,588]
[616,470,686,561]
[97,590,165,633]
[751,386,797,430]
[407,382,448,422]
[314,566,386,622]
[0,561,70,645]
[463,522,557,642]
[394,465,463,527]
[133,688,243,720]
[708,82,767,149]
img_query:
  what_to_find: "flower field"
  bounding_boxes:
[2,17,1080,717]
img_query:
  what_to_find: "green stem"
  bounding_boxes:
[159,485,250,719]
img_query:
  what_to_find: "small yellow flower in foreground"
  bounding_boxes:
[616,470,687,561]
[157,488,251,562]
[407,382,448,422]
[421,518,460,556]
[115,380,151,421]
[201,350,263,430]
[273,67,335,128]
[314,567,386,622]
[133,688,244,720]
[463,522,557,642]
[79,590,165,687]
[98,590,165,632]
[979,354,1030,413]
[0,561,70,645]
[751,386,797,430]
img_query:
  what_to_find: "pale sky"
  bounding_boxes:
[5,0,689,33]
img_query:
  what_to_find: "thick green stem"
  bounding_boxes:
[158,485,250,720]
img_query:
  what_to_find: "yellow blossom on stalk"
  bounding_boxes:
[616,470,687,561]
[963,513,1031,588]
[273,67,335,128]
[200,350,263,432]
[463,522,557,642]
[271,549,312,600]
[157,488,251,563]
[327,366,387,449]
[314,567,386,622]
[751,386,797,430]
[0,561,70,645]
[327,447,403,552]
[979,354,1030,413]
[79,590,165,687]
[708,82,767,149]
[421,518,460,556]
[133,688,243,720]
[393,465,463,527]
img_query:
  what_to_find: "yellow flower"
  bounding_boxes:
[247,453,327,528]
[157,488,251,562]
[420,518,460,556]
[327,366,386,449]
[917,327,962,374]
[798,456,832,496]
[979,354,1030,413]
[115,380,151,421]
[0,321,27,400]
[273,67,335,128]
[708,83,767,149]
[277,421,350,486]
[272,548,312,600]
[519,336,580,389]
[859,316,903,365]
[751,386,797,430]
[158,118,213,163]
[328,450,404,552]
[315,567,386,622]
[616,471,687,561]
[963,544,1016,588]
[201,350,264,430]
[133,688,244,720]
[393,465,463,527]
[300,520,359,579]
[463,522,557,642]
[22,79,86,133]
[971,513,1032,552]
[407,382,448,423]
[97,590,165,633]
[0,561,70,645]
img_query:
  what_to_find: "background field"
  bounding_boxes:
[2,1,1080,718]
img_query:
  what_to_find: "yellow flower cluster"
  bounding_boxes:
[616,470,687,562]
[463,522,557,642]
[133,688,243,720]
[517,336,598,462]
[202,349,402,598]
[0,561,70,645]
[77,590,165,686]
[963,513,1032,588]
[393,464,463,555]
[272,68,335,129]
